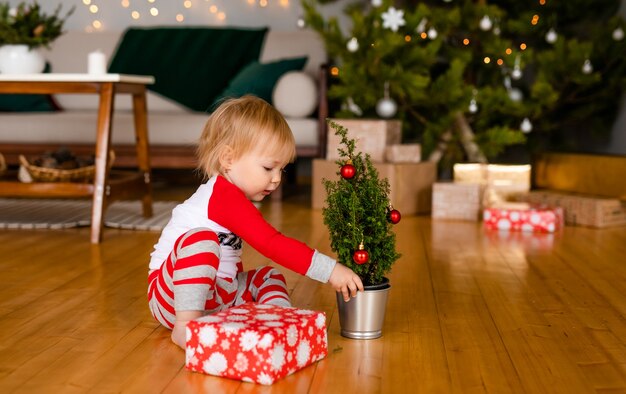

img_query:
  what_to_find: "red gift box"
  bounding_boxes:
[185,303,328,385]
[483,203,563,233]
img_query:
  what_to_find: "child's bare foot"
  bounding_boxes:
[171,310,203,349]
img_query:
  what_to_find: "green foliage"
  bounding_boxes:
[302,0,626,160]
[322,120,401,286]
[0,2,74,48]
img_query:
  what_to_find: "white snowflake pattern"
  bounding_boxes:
[256,313,280,321]
[198,315,223,323]
[234,352,249,372]
[226,315,249,321]
[296,339,311,367]
[308,326,313,337]
[240,330,260,351]
[257,372,274,385]
[222,322,246,334]
[220,339,230,350]
[255,304,273,310]
[229,308,250,314]
[258,333,274,349]
[522,223,534,232]
[203,352,228,375]
[286,325,298,347]
[295,309,314,315]
[381,7,405,32]
[271,343,286,371]
[263,321,284,327]
[315,314,325,328]
[198,326,218,347]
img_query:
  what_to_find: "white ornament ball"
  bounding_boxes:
[545,28,558,44]
[582,59,593,74]
[520,118,533,133]
[376,97,398,118]
[371,0,383,7]
[296,17,306,29]
[479,15,493,31]
[511,67,523,80]
[468,99,478,114]
[508,88,523,102]
[613,27,624,41]
[427,27,438,40]
[347,37,359,53]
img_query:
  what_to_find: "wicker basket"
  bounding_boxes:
[18,151,115,183]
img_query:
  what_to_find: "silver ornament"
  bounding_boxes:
[427,27,438,40]
[468,99,478,114]
[582,59,593,74]
[508,88,523,102]
[347,37,359,53]
[479,15,492,31]
[376,81,397,118]
[613,27,624,41]
[520,118,533,133]
[545,28,558,44]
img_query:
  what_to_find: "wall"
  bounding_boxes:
[6,0,351,32]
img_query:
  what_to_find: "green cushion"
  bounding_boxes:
[0,63,60,112]
[212,56,308,109]
[108,27,268,112]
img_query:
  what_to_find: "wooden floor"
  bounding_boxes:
[1,184,626,393]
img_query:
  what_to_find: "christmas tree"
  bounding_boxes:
[302,0,626,164]
[322,120,401,286]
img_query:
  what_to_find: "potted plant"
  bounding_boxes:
[322,120,401,339]
[0,1,73,74]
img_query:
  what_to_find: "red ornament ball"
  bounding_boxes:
[340,163,356,179]
[388,209,401,224]
[353,249,369,265]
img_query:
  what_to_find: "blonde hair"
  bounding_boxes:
[196,96,296,180]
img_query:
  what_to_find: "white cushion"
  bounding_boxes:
[273,71,318,118]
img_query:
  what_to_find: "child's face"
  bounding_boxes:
[223,145,289,201]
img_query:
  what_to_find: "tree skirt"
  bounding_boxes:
[0,198,176,231]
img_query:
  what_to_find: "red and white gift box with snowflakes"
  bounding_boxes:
[483,203,564,233]
[185,303,328,385]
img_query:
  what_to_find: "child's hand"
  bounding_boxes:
[328,263,364,302]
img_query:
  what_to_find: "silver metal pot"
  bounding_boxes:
[336,277,390,339]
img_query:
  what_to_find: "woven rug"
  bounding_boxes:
[0,198,177,231]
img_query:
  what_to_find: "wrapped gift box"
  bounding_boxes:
[483,203,564,233]
[453,163,531,205]
[326,119,401,162]
[432,182,484,221]
[312,158,436,215]
[516,190,626,228]
[384,144,421,163]
[186,303,328,385]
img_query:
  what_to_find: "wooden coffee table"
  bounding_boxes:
[0,73,155,243]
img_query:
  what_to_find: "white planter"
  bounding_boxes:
[0,44,46,74]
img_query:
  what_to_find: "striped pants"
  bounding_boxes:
[147,227,291,329]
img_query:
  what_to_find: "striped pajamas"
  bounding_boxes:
[148,227,291,329]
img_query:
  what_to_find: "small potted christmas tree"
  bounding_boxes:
[322,120,401,339]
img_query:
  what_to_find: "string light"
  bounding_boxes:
[520,43,527,50]
[483,57,491,64]
[505,48,512,55]
[463,38,470,45]
[81,0,292,30]
[539,0,546,5]
[404,35,411,42]
[531,15,539,26]
[330,66,339,76]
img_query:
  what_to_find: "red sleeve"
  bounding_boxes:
[207,176,314,275]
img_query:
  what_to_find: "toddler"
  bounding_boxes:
[147,96,363,348]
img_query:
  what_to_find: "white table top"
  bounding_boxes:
[0,73,155,84]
